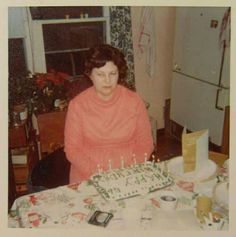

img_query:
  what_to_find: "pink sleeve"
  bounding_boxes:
[133,97,154,161]
[64,99,90,180]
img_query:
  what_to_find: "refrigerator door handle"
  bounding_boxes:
[215,88,224,111]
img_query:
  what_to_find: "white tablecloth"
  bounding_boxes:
[8,176,228,230]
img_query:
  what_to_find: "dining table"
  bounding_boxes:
[8,153,229,230]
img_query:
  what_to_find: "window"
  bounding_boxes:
[30,7,103,19]
[43,21,106,75]
[27,7,110,77]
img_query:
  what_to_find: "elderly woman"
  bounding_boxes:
[64,44,154,183]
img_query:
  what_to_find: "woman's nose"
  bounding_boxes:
[104,74,112,83]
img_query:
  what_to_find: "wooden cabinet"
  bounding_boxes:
[9,121,39,195]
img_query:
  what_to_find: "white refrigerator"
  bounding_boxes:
[170,7,230,146]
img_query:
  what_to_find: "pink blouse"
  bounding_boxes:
[64,85,154,183]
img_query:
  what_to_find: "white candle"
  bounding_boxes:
[151,155,155,166]
[144,153,148,164]
[108,159,112,171]
[156,158,161,170]
[97,164,101,174]
[133,154,137,165]
[152,159,155,166]
[121,156,124,168]
[152,154,155,161]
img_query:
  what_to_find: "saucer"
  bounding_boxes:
[167,156,218,182]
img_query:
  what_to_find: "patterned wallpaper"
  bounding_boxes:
[109,6,136,91]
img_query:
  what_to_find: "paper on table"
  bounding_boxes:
[182,129,209,173]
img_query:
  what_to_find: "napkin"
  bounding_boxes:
[182,129,209,173]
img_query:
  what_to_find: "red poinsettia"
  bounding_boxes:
[35,69,70,89]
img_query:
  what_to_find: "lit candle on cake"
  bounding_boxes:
[144,153,148,164]
[108,159,112,171]
[121,156,124,169]
[132,154,136,165]
[152,155,155,166]
[156,158,161,170]
[97,164,101,174]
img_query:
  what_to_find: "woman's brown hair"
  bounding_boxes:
[84,44,128,83]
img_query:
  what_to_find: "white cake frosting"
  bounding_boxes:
[90,161,173,201]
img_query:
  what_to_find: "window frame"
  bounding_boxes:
[24,7,110,75]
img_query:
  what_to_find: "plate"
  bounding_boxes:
[213,181,229,211]
[167,156,218,182]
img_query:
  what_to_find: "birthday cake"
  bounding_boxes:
[90,161,173,201]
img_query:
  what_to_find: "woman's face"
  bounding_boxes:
[90,61,119,101]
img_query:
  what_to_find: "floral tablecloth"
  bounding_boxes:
[8,161,229,230]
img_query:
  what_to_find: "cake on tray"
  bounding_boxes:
[90,161,173,201]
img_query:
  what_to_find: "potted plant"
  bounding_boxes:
[33,69,69,113]
[9,68,70,127]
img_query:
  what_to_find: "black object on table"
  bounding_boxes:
[28,147,70,192]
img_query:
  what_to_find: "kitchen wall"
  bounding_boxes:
[131,7,176,129]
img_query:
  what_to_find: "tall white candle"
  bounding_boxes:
[144,153,148,164]
[121,156,124,168]
[156,158,161,170]
[97,164,101,174]
[152,155,155,166]
[152,160,155,167]
[108,159,112,171]
[152,154,155,161]
[132,154,136,165]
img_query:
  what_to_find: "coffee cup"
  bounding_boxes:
[158,191,178,211]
